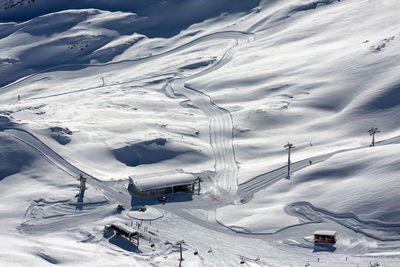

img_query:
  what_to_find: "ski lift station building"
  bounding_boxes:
[128,173,200,197]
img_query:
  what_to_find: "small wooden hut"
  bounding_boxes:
[313,230,337,244]
[105,222,140,247]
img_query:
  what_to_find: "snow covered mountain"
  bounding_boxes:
[1,0,400,266]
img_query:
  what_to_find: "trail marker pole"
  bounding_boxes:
[284,142,295,178]
[79,173,86,189]
[176,240,185,267]
[368,128,380,147]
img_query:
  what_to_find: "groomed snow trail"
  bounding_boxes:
[4,26,400,259]
[285,201,400,242]
[4,126,400,242]
[167,31,253,193]
[2,31,254,196]
[1,31,253,194]
[237,135,400,202]
[18,199,113,235]
[3,129,130,205]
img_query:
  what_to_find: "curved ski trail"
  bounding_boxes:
[4,128,130,205]
[286,201,400,242]
[238,135,400,202]
[168,32,253,193]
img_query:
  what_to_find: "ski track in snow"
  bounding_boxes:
[1,31,255,238]
[0,31,253,94]
[19,202,113,235]
[3,28,400,260]
[167,31,253,193]
[2,31,252,193]
[285,201,400,242]
[5,126,400,241]
[3,129,131,204]
[237,135,400,203]
[26,72,175,101]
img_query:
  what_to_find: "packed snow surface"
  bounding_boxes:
[1,0,400,266]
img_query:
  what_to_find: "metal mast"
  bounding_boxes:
[284,142,295,178]
[176,240,185,267]
[368,128,380,147]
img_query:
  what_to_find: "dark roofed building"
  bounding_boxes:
[128,173,197,197]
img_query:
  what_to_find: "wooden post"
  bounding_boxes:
[198,178,201,195]
[79,174,86,189]
[179,242,183,267]
[193,178,201,195]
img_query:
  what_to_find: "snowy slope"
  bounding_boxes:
[1,0,400,266]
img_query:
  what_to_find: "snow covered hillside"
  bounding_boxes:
[1,0,400,266]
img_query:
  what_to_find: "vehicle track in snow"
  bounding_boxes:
[166,31,253,193]
[3,26,400,244]
[1,31,252,194]
[237,151,347,202]
[1,31,254,235]
[3,129,131,203]
[4,126,400,241]
[1,129,128,234]
[2,127,249,239]
[237,135,400,203]
[18,199,113,235]
[285,201,400,242]
[0,31,253,94]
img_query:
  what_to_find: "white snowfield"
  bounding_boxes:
[1,0,400,266]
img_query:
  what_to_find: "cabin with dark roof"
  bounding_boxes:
[105,222,140,247]
[128,173,201,197]
[313,230,337,244]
